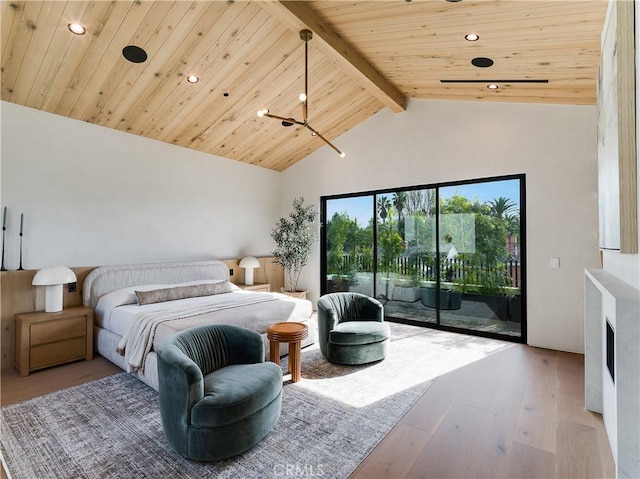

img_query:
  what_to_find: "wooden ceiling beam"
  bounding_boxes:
[257,0,406,113]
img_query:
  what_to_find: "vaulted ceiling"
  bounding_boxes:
[1,1,607,171]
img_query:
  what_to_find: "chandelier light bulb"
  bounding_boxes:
[257,109,268,117]
[299,93,307,102]
[339,152,346,158]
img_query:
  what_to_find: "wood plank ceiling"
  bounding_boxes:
[1,0,607,172]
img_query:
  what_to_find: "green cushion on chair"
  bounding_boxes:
[329,321,390,346]
[193,362,283,428]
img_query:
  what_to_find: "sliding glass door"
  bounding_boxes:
[321,175,525,343]
[324,195,375,297]
[437,179,523,336]
[376,189,438,324]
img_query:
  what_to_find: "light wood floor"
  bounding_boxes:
[351,341,615,478]
[1,334,614,479]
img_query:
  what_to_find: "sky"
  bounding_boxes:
[326,179,521,226]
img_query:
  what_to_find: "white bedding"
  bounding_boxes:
[95,280,241,335]
[95,279,313,375]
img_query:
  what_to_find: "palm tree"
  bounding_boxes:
[377,196,391,224]
[504,213,520,236]
[487,197,516,218]
[392,192,407,220]
[392,191,407,238]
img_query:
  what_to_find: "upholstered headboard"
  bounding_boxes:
[82,260,230,309]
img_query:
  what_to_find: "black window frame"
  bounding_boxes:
[320,173,527,344]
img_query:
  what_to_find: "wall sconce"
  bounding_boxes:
[239,256,260,285]
[32,266,77,312]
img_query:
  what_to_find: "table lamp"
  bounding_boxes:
[32,266,77,312]
[239,256,260,286]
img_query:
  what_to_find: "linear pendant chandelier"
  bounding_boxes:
[257,30,345,158]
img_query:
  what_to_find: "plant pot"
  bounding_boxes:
[420,287,462,310]
[390,286,421,303]
[280,288,309,299]
[462,293,509,320]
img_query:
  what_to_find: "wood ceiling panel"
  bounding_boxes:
[9,1,69,106]
[119,1,237,136]
[161,6,278,146]
[38,1,123,113]
[65,1,155,119]
[313,1,600,26]
[99,2,216,130]
[81,1,182,125]
[1,1,46,101]
[1,0,607,171]
[51,2,139,116]
[1,2,19,59]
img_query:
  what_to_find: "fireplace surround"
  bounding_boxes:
[585,269,640,478]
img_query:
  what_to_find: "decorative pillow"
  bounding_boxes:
[135,281,232,305]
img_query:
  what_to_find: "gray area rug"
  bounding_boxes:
[1,324,509,478]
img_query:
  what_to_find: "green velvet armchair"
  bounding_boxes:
[157,324,282,461]
[317,292,390,365]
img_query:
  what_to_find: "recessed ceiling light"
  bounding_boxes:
[465,33,479,42]
[186,75,199,84]
[122,45,148,64]
[471,57,494,68]
[446,0,463,2]
[487,84,499,90]
[68,23,86,35]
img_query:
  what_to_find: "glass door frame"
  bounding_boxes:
[320,173,527,344]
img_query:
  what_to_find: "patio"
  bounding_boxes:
[381,297,522,337]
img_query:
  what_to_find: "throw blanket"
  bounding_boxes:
[117,294,279,373]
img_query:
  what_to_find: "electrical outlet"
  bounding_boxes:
[550,257,560,269]
[68,282,77,293]
[229,269,234,276]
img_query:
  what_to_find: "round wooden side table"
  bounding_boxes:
[267,322,308,382]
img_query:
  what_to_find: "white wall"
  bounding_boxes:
[282,99,601,353]
[0,98,604,353]
[601,0,640,290]
[0,102,281,269]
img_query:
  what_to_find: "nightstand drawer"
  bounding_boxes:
[30,337,87,370]
[31,316,86,346]
[15,306,94,376]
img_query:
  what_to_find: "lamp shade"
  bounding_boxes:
[239,256,260,285]
[32,266,77,285]
[32,266,77,312]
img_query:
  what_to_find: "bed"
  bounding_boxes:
[83,260,314,390]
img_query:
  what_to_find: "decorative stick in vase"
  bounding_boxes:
[17,212,24,271]
[1,206,6,271]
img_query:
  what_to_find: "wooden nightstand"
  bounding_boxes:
[15,306,94,376]
[235,283,271,293]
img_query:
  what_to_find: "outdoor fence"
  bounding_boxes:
[333,254,521,288]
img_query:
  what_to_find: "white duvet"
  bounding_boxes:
[94,280,312,373]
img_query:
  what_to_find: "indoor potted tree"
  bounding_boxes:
[271,197,317,298]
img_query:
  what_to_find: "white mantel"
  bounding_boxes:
[585,269,640,478]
